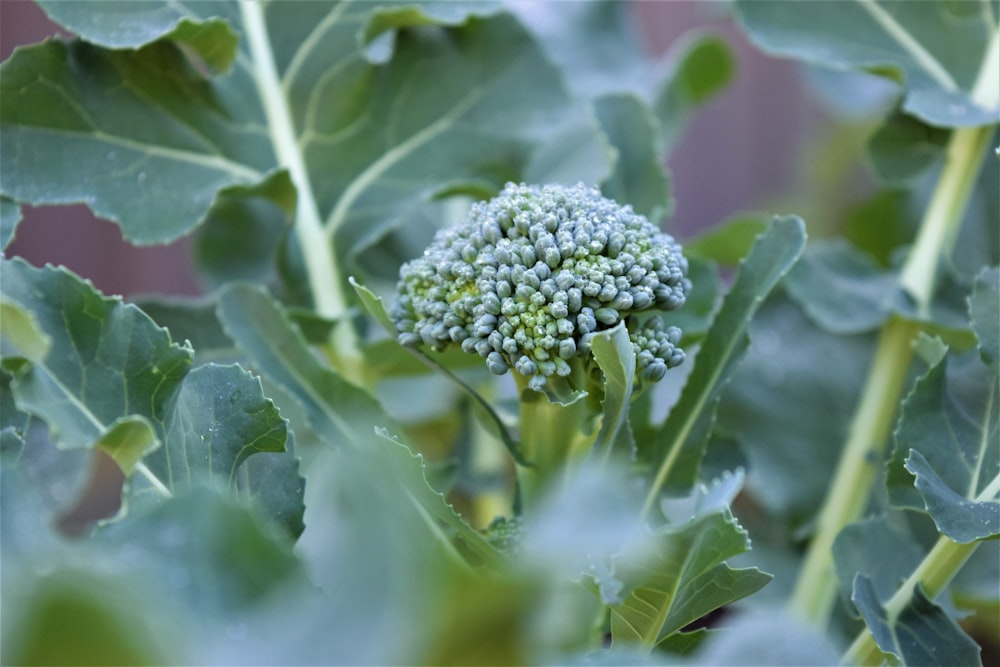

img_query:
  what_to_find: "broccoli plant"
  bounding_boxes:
[1,1,997,666]
[389,182,689,502]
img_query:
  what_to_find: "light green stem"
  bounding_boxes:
[842,534,981,665]
[241,2,361,377]
[788,122,995,627]
[513,374,591,510]
[899,124,996,315]
[134,461,172,499]
[787,317,918,622]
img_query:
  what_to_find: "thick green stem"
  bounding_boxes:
[788,122,995,627]
[241,2,361,377]
[899,124,997,315]
[842,534,981,665]
[788,317,918,623]
[514,374,592,510]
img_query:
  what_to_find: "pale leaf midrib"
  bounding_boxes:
[855,0,959,92]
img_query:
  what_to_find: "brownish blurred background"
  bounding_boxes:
[2,0,821,298]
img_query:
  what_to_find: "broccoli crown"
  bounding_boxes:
[391,182,690,389]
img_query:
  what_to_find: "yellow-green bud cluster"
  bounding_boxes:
[391,182,689,387]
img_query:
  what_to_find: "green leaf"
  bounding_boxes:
[589,321,636,460]
[845,189,914,266]
[0,299,51,363]
[784,239,896,334]
[1,6,572,284]
[0,258,192,460]
[595,93,670,222]
[715,294,874,515]
[135,295,236,362]
[371,428,505,569]
[0,37,276,244]
[193,170,295,290]
[685,215,769,267]
[852,576,983,667]
[969,266,999,373]
[37,0,240,71]
[216,283,396,448]
[654,31,736,150]
[639,217,807,507]
[610,499,771,648]
[734,0,1000,127]
[833,516,925,609]
[869,110,951,183]
[905,450,999,542]
[889,351,999,531]
[0,196,20,250]
[97,484,307,614]
[0,260,302,534]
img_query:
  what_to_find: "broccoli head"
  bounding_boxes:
[391,182,690,392]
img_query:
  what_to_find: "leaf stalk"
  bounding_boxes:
[841,533,981,665]
[240,1,361,376]
[788,121,996,627]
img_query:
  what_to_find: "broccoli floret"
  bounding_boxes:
[391,182,689,392]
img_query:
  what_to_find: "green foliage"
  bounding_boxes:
[1,1,997,664]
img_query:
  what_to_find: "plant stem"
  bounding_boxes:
[513,374,590,510]
[842,534,980,665]
[240,2,361,377]
[787,316,918,623]
[787,122,995,627]
[899,124,997,315]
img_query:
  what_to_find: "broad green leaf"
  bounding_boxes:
[735,0,1000,127]
[511,2,734,150]
[37,0,240,71]
[717,293,877,516]
[127,363,303,539]
[1,5,573,289]
[685,215,769,267]
[594,93,670,222]
[852,576,983,667]
[216,283,395,447]
[639,217,806,506]
[193,170,294,290]
[136,296,237,363]
[589,321,636,461]
[888,351,999,528]
[507,0,652,99]
[833,516,925,608]
[0,37,276,244]
[905,450,999,542]
[784,239,896,334]
[609,508,770,648]
[371,428,505,569]
[0,196,20,250]
[0,258,192,462]
[97,485,307,615]
[0,260,302,534]
[969,266,999,373]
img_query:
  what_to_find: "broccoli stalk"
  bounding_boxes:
[391,183,690,507]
